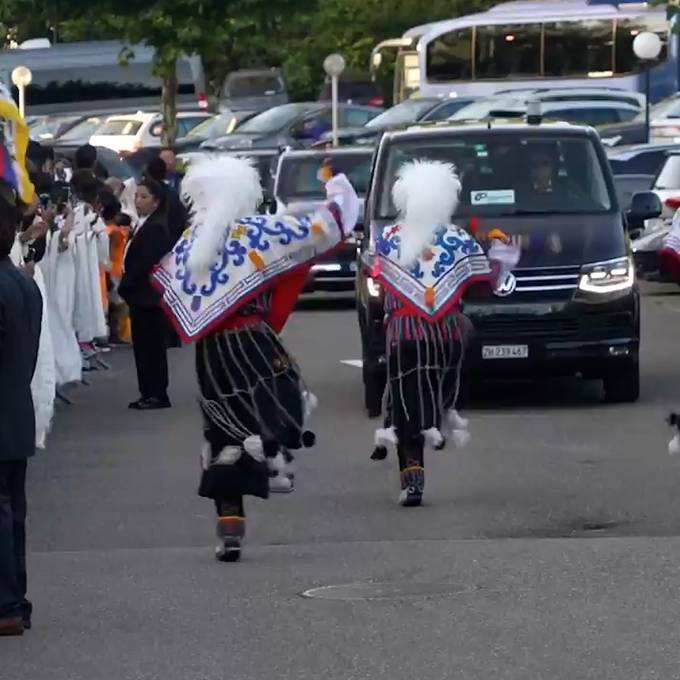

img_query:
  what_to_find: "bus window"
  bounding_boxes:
[425,27,472,82]
[615,18,667,75]
[544,20,614,77]
[474,24,541,79]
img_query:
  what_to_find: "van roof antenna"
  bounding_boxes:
[526,99,542,126]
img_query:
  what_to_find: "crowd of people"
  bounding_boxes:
[1,88,189,635]
[14,139,189,433]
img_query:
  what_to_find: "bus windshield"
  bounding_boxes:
[377,134,613,218]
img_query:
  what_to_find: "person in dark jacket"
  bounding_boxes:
[0,180,43,636]
[159,147,183,193]
[119,178,172,410]
[75,143,109,181]
[146,156,187,244]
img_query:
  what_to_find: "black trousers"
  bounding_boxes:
[0,461,27,618]
[130,306,169,400]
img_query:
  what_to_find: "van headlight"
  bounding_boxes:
[578,256,634,294]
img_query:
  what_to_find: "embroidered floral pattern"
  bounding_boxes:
[173,213,314,301]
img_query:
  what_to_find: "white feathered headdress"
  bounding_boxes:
[183,155,263,273]
[391,160,461,267]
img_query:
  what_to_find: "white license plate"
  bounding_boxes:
[482,345,529,360]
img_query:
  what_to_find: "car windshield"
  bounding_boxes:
[654,155,680,190]
[225,74,284,98]
[29,115,81,140]
[377,133,613,218]
[366,100,438,129]
[277,153,372,201]
[58,116,107,142]
[237,104,313,134]
[96,119,144,136]
[186,113,239,139]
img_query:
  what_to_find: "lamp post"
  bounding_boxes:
[323,53,346,148]
[11,66,32,118]
[633,32,662,143]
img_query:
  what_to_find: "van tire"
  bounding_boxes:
[603,362,640,403]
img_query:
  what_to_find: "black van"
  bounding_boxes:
[356,122,662,416]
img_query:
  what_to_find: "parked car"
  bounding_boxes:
[643,151,680,218]
[650,94,680,141]
[272,147,373,293]
[494,86,646,110]
[90,110,212,154]
[174,110,257,152]
[319,75,384,107]
[40,113,110,147]
[28,113,89,141]
[451,97,642,129]
[356,121,657,415]
[314,96,478,147]
[220,68,288,112]
[202,102,383,152]
[607,143,680,176]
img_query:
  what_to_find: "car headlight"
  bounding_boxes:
[578,256,634,294]
[367,276,382,297]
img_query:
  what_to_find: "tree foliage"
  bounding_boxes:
[0,0,495,139]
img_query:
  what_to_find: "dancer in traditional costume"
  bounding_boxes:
[367,161,519,506]
[153,155,359,561]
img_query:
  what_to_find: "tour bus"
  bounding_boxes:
[371,0,677,105]
[0,40,206,115]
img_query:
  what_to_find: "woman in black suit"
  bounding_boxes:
[119,178,173,410]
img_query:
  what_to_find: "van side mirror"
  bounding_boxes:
[626,191,662,231]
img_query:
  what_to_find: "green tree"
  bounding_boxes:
[277,0,496,102]
[15,0,306,144]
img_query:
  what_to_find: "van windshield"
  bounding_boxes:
[377,133,613,218]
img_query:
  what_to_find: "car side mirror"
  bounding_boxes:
[626,191,662,231]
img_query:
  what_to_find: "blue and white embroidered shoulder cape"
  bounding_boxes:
[153,205,343,342]
[372,223,495,321]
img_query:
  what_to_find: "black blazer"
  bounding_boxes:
[119,210,171,308]
[0,257,42,462]
[165,185,188,245]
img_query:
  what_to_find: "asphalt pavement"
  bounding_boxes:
[5,285,680,679]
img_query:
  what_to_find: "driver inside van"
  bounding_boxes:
[523,144,587,208]
[529,150,556,193]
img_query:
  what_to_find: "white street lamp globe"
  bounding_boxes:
[633,32,662,61]
[11,66,32,88]
[323,53,346,78]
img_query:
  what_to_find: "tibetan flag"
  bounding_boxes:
[0,90,34,205]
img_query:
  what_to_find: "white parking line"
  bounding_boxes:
[341,359,363,368]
